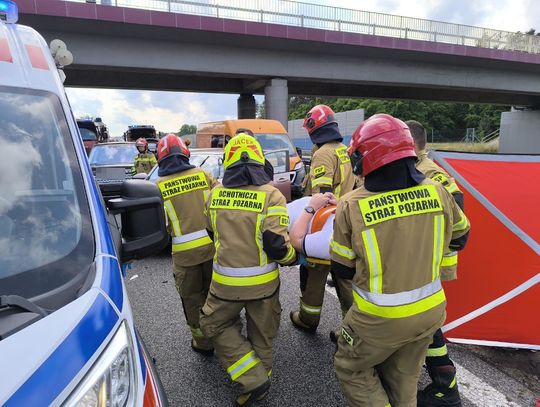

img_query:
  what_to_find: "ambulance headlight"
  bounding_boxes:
[293,161,304,171]
[0,0,18,23]
[64,321,136,407]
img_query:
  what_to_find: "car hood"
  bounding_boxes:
[91,164,132,169]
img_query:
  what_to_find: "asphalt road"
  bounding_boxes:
[126,253,539,407]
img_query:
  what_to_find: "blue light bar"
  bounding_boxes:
[0,0,18,24]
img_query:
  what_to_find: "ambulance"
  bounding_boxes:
[0,2,169,405]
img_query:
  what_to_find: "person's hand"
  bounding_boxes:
[308,193,330,211]
[323,192,338,206]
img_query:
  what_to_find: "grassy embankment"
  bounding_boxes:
[428,142,498,153]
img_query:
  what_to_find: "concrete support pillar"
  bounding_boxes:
[264,78,288,130]
[237,93,256,119]
[499,110,540,153]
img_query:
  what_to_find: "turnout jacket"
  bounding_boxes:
[305,141,354,198]
[330,179,470,347]
[416,149,464,280]
[205,183,296,301]
[131,152,157,175]
[157,167,218,266]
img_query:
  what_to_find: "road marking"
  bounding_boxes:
[325,282,337,298]
[453,361,522,407]
[324,284,524,407]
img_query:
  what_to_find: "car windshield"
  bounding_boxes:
[191,154,223,179]
[255,133,297,157]
[79,127,97,141]
[148,153,223,181]
[89,144,138,166]
[0,86,93,300]
[127,127,155,140]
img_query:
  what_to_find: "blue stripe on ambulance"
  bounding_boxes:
[100,256,124,311]
[4,294,119,407]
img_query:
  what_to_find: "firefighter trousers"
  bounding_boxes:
[425,328,453,368]
[334,318,435,407]
[297,263,353,327]
[200,290,280,393]
[172,259,213,349]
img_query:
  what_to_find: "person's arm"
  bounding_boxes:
[447,190,470,251]
[432,172,464,210]
[131,155,139,176]
[204,188,215,240]
[289,193,335,252]
[330,199,356,280]
[205,170,220,189]
[262,192,296,265]
[310,152,335,194]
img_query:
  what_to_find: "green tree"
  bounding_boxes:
[178,124,196,136]
[256,101,265,119]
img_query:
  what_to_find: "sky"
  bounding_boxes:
[66,0,540,137]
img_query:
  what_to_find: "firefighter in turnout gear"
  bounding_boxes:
[131,137,157,175]
[156,134,218,355]
[291,104,355,336]
[407,120,466,407]
[200,134,296,406]
[331,114,470,407]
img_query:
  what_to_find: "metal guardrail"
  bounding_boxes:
[77,0,540,54]
[481,128,500,143]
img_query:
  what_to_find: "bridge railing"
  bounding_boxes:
[76,0,540,54]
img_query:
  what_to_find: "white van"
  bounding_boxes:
[0,2,169,405]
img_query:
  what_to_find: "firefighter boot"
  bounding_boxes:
[235,380,271,406]
[290,311,317,333]
[191,339,214,356]
[417,365,462,407]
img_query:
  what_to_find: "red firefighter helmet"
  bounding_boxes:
[303,104,337,135]
[157,134,190,162]
[348,114,416,176]
[135,137,148,152]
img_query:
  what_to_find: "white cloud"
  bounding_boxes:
[66,88,240,137]
[312,0,538,32]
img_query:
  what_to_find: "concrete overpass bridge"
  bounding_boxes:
[17,0,540,151]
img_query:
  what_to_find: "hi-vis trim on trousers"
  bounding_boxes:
[171,229,212,252]
[300,299,322,315]
[213,263,279,286]
[227,351,261,381]
[352,280,446,318]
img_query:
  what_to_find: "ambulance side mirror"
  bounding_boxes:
[108,180,168,263]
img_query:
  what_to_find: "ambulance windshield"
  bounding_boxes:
[0,87,93,302]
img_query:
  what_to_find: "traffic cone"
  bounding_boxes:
[535,397,539,407]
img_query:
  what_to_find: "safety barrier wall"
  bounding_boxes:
[74,0,540,54]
